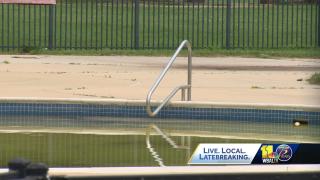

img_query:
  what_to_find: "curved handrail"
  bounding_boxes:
[146,40,192,117]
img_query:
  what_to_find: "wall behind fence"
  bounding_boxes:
[0,0,319,51]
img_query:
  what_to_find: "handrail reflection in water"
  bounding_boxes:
[145,124,190,167]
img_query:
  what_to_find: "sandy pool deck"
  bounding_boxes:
[0,55,319,106]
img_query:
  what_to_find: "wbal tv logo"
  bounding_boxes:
[260,144,293,164]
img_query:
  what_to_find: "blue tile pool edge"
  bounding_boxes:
[0,98,319,124]
[0,97,319,112]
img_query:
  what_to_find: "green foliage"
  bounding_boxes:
[15,47,320,59]
[308,72,320,85]
[21,46,35,53]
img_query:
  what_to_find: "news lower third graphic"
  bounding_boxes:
[188,144,320,165]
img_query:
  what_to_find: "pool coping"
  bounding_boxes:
[48,165,320,177]
[1,165,320,177]
[0,97,320,112]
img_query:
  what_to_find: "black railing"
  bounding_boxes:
[0,0,319,51]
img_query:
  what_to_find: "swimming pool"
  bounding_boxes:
[0,98,319,167]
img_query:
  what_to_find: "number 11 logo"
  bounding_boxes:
[261,145,276,159]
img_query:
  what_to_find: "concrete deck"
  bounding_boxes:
[0,55,319,105]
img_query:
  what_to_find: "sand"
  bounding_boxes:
[0,55,319,106]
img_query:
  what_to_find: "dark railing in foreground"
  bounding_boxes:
[0,0,319,51]
[1,158,320,180]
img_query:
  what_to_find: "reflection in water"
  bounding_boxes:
[0,114,319,167]
[146,124,190,167]
[0,127,292,168]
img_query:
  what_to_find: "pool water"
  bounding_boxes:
[0,102,319,168]
[0,131,286,167]
[1,115,319,143]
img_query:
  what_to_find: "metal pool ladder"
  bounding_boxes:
[146,40,192,117]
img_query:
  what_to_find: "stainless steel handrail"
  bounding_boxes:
[146,40,192,117]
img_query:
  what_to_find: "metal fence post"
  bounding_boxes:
[318,0,320,47]
[48,4,54,50]
[226,0,231,49]
[134,0,140,49]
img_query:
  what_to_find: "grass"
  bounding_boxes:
[2,60,10,64]
[308,72,320,85]
[0,1,318,51]
[6,47,320,59]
